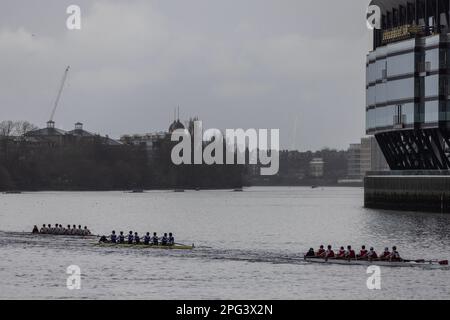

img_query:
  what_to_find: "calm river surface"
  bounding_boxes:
[0,187,449,300]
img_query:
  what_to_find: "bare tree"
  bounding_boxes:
[13,121,38,136]
[0,121,15,137]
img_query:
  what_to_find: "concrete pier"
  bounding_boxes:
[364,171,450,213]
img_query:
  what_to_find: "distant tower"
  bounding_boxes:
[75,122,83,131]
[47,120,55,129]
[168,106,185,133]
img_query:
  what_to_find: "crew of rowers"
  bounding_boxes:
[305,245,402,261]
[32,224,91,236]
[99,231,175,246]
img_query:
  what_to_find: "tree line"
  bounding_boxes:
[0,120,244,191]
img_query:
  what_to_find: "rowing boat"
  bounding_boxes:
[304,256,449,269]
[95,242,195,250]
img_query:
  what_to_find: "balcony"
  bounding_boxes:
[382,25,424,44]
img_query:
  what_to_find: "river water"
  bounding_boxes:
[0,187,449,300]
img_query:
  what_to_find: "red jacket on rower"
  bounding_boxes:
[325,245,335,258]
[346,245,356,259]
[380,248,391,259]
[337,247,346,258]
[367,247,378,259]
[358,245,368,258]
[316,245,325,257]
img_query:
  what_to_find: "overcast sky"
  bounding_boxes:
[0,0,372,151]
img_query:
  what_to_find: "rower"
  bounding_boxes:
[390,246,402,261]
[119,231,125,244]
[110,231,117,243]
[72,225,77,235]
[83,226,91,236]
[47,224,52,234]
[345,245,356,259]
[77,225,83,235]
[128,231,134,244]
[40,224,47,234]
[380,247,390,260]
[325,245,335,259]
[316,245,325,257]
[65,225,71,235]
[151,232,159,245]
[305,248,316,257]
[337,246,346,259]
[357,245,368,259]
[367,247,378,260]
[161,233,168,246]
[32,225,39,234]
[168,233,175,246]
[59,224,64,234]
[134,232,141,244]
[144,232,151,245]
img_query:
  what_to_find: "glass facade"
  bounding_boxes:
[366,34,446,133]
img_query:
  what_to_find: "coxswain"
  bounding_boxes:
[144,232,151,245]
[357,245,368,259]
[119,231,125,244]
[345,245,356,259]
[325,245,335,259]
[151,232,159,245]
[134,232,140,244]
[168,233,175,246]
[305,248,316,257]
[110,231,117,243]
[379,247,390,260]
[316,245,325,257]
[161,233,168,246]
[99,235,108,243]
[390,246,402,261]
[337,246,346,259]
[367,247,378,260]
[32,225,39,234]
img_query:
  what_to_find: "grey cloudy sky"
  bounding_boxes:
[0,0,372,151]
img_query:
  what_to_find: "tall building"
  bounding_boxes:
[367,0,450,170]
[361,136,389,173]
[347,137,389,180]
[309,158,325,178]
[347,143,362,179]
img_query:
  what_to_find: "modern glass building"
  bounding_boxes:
[367,0,450,169]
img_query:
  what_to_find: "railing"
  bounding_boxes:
[382,25,424,44]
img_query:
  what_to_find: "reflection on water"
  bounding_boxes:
[0,187,449,299]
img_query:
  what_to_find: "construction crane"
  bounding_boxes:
[49,65,70,122]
